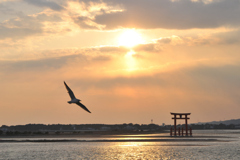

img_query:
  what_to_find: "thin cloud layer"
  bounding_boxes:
[24,0,65,11]
[95,0,240,29]
[0,12,65,40]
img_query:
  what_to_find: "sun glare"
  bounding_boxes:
[118,29,144,48]
[125,50,136,71]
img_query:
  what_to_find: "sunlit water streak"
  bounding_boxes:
[0,130,240,160]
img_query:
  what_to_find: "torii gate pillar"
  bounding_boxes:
[171,112,191,136]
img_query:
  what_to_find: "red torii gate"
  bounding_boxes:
[170,112,191,136]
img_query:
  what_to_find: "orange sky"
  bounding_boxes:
[1,0,240,125]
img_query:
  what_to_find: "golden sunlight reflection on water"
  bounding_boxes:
[0,131,240,159]
[119,142,151,147]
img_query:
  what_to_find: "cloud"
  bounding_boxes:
[23,0,65,11]
[0,45,129,70]
[0,0,105,40]
[0,2,15,15]
[72,16,104,29]
[133,43,161,52]
[93,0,240,30]
[133,36,182,52]
[1,0,240,41]
[183,64,240,107]
[0,26,40,39]
[0,11,67,40]
[215,29,240,45]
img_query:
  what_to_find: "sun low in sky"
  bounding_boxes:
[118,29,144,48]
[1,0,240,125]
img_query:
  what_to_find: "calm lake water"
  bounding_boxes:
[0,130,240,160]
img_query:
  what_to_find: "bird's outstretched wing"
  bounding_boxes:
[64,81,76,100]
[76,102,91,113]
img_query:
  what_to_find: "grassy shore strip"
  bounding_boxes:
[0,138,229,143]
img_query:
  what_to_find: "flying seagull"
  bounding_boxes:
[64,81,91,113]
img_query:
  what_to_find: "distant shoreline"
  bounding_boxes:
[0,138,227,143]
[0,130,167,138]
[0,132,233,144]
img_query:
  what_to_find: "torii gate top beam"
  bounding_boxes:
[170,112,191,115]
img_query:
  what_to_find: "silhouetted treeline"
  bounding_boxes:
[0,123,165,134]
[0,123,239,136]
[190,123,236,129]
